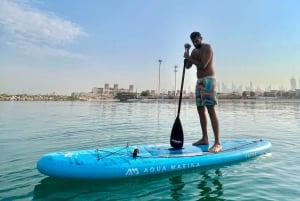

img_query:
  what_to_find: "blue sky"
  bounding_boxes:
[1,0,300,94]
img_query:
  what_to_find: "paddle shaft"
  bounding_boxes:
[177,47,190,115]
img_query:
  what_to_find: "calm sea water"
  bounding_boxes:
[0,100,299,201]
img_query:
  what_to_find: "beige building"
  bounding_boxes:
[90,84,134,99]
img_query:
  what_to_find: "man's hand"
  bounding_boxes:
[184,52,190,59]
[184,43,191,49]
[184,43,191,59]
[184,43,192,68]
[184,59,193,69]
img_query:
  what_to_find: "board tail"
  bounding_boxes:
[170,116,184,149]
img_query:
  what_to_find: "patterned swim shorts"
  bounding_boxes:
[195,76,218,107]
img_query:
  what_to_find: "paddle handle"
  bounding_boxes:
[177,47,190,115]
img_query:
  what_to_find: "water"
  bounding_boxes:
[0,100,299,200]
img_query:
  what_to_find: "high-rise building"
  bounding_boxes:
[290,77,296,91]
[129,85,134,92]
[250,81,254,92]
[113,84,118,96]
[232,81,236,92]
[114,84,118,90]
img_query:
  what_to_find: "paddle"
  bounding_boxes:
[170,44,191,149]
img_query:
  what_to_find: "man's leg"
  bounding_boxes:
[193,106,209,145]
[207,105,222,152]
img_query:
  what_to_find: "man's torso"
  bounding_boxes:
[191,43,215,78]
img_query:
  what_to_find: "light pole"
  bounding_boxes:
[174,65,178,97]
[158,59,162,96]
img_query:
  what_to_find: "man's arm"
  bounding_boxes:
[185,45,213,70]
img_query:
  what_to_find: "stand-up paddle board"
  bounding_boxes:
[37,139,271,179]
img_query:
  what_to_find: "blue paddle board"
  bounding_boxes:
[37,139,271,179]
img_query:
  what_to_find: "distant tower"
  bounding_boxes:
[250,81,253,92]
[113,84,118,96]
[221,82,225,93]
[232,81,236,92]
[129,85,134,92]
[114,84,118,90]
[290,77,296,91]
[104,83,109,96]
[158,59,162,95]
[222,82,227,93]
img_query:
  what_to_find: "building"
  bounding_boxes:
[92,87,103,94]
[290,77,296,91]
[296,89,300,97]
[129,85,134,93]
[88,84,134,99]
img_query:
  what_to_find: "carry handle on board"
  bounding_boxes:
[170,44,191,149]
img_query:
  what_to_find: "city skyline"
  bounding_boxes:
[1,0,300,95]
[1,77,299,96]
[84,77,300,96]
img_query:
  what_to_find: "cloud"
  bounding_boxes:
[0,0,86,59]
[7,40,86,59]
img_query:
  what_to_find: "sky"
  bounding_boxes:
[1,0,300,95]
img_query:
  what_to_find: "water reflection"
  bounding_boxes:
[34,168,225,200]
[169,175,185,201]
[34,177,104,200]
[197,169,224,201]
[33,177,132,200]
[168,169,224,201]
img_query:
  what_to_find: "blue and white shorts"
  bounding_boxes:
[195,76,218,107]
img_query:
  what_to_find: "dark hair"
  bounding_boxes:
[190,32,201,40]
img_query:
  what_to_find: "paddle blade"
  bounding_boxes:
[170,116,184,149]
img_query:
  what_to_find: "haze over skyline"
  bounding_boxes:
[1,0,300,95]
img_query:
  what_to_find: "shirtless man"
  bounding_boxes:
[184,32,222,153]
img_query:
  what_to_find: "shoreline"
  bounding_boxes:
[1,98,300,103]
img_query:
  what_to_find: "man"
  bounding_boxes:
[184,31,221,153]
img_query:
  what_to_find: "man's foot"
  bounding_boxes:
[192,138,209,146]
[209,144,222,153]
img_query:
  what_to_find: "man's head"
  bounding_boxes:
[190,32,202,49]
